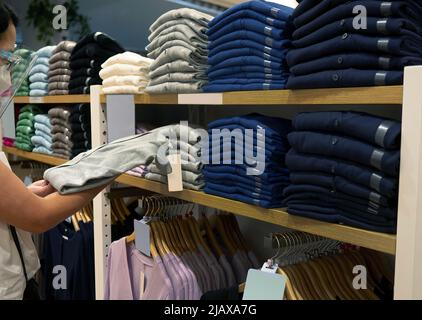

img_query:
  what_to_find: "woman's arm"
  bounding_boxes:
[0,161,107,233]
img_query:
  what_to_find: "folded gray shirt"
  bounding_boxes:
[49,89,69,95]
[49,60,70,71]
[147,39,208,60]
[48,82,69,91]
[48,108,72,121]
[145,172,205,191]
[149,23,207,45]
[49,51,71,64]
[52,41,76,54]
[149,8,212,32]
[48,74,71,83]
[149,72,207,86]
[149,60,206,79]
[147,31,207,53]
[145,81,206,94]
[148,163,204,184]
[44,124,203,194]
[150,46,208,72]
[48,68,72,77]
[149,18,208,43]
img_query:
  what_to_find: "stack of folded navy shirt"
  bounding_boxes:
[203,0,293,92]
[69,32,125,94]
[203,114,291,208]
[284,111,400,234]
[48,104,91,159]
[287,0,422,89]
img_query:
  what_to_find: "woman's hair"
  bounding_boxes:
[0,3,18,34]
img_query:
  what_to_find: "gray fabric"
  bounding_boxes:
[48,68,72,77]
[53,132,73,145]
[48,108,72,121]
[34,123,52,135]
[52,141,72,151]
[51,124,72,137]
[44,125,203,194]
[48,75,71,83]
[145,81,205,93]
[167,139,202,158]
[149,8,212,32]
[34,130,52,143]
[50,118,69,128]
[147,39,208,60]
[146,31,207,53]
[53,149,71,159]
[148,163,204,185]
[145,172,205,191]
[149,24,207,44]
[150,46,207,72]
[49,51,71,64]
[52,41,76,54]
[149,18,208,42]
[48,82,69,91]
[149,72,207,87]
[49,89,69,95]
[49,60,70,70]
[149,60,205,79]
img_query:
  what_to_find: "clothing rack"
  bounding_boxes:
[3,66,422,299]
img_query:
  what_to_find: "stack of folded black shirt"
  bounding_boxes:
[48,104,91,159]
[284,111,400,234]
[69,32,125,94]
[286,0,422,88]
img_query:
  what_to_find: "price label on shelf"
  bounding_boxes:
[29,97,44,104]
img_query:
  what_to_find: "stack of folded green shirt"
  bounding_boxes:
[12,49,34,96]
[15,104,41,151]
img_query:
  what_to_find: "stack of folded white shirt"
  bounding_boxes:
[99,52,153,94]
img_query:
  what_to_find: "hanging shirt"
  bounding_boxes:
[104,238,173,300]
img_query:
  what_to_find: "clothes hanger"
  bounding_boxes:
[326,255,362,300]
[187,208,214,256]
[213,214,237,257]
[311,258,345,300]
[71,214,80,231]
[225,214,249,253]
[201,214,224,258]
[322,255,355,300]
[219,214,242,252]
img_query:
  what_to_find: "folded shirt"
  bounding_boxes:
[35,45,56,58]
[148,39,207,60]
[102,75,149,87]
[101,51,153,68]
[49,60,70,71]
[33,146,53,155]
[149,18,208,43]
[102,86,146,94]
[71,43,119,61]
[48,82,69,91]
[203,82,286,92]
[148,73,205,87]
[208,18,289,42]
[145,82,206,94]
[149,8,212,32]
[149,23,207,44]
[287,34,422,66]
[146,31,208,54]
[30,89,48,96]
[71,67,101,78]
[149,60,206,79]
[293,17,422,48]
[29,82,48,91]
[293,0,422,39]
[34,114,51,128]
[145,172,204,191]
[34,122,53,135]
[293,111,401,149]
[99,64,150,79]
[48,68,72,77]
[288,131,400,177]
[207,66,284,79]
[68,76,102,89]
[148,163,203,185]
[149,46,207,72]
[29,64,50,76]
[48,75,71,83]
[49,89,69,95]
[31,135,52,150]
[209,47,283,66]
[69,58,102,70]
[29,73,48,83]
[34,130,53,143]
[290,53,422,76]
[286,69,403,89]
[49,51,71,64]
[210,55,284,71]
[209,0,293,29]
[73,32,125,54]
[52,41,76,54]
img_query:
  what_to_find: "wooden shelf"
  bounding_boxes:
[2,146,396,255]
[13,95,90,104]
[3,146,66,166]
[100,86,403,105]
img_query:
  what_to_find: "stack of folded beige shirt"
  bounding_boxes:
[99,51,153,94]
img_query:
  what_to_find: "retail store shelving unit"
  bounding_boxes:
[6,66,422,300]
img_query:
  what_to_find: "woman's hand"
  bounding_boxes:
[27,180,56,198]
